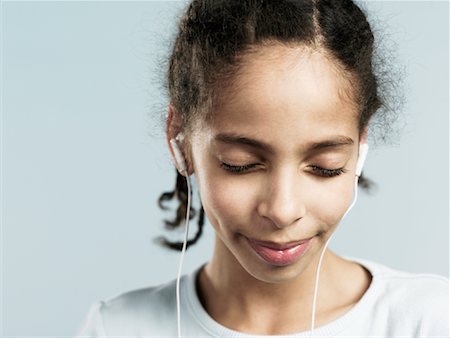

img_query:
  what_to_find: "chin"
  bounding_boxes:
[239,256,313,284]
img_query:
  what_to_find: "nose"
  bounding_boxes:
[256,167,306,229]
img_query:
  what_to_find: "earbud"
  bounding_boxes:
[170,134,187,174]
[356,143,369,177]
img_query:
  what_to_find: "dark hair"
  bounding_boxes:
[158,0,394,250]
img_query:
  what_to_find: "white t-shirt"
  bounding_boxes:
[76,257,449,337]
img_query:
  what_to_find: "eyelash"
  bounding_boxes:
[309,166,347,177]
[220,162,347,177]
[220,162,258,173]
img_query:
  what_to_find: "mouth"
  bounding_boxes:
[246,236,314,267]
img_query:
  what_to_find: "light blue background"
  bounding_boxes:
[2,1,449,336]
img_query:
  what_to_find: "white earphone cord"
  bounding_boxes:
[176,172,191,338]
[309,176,360,336]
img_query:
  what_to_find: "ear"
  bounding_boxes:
[360,125,369,144]
[166,104,182,146]
[165,104,193,175]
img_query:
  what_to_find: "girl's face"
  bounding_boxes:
[189,45,362,284]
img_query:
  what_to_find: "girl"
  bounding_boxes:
[77,0,449,337]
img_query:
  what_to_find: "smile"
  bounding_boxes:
[246,237,313,267]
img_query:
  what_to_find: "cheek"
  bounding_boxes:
[309,176,355,228]
[194,155,257,231]
[203,176,258,231]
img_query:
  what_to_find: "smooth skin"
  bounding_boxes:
[167,44,372,335]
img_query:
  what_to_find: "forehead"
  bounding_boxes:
[205,45,359,146]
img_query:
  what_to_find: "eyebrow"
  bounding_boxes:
[214,133,354,153]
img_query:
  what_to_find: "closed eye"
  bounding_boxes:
[220,162,258,174]
[220,162,347,177]
[309,166,347,177]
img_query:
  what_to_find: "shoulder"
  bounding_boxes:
[366,259,448,305]
[380,268,448,334]
[77,277,180,336]
[353,257,449,335]
[103,278,178,324]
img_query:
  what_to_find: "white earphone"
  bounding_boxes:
[171,136,369,338]
[170,134,188,175]
[356,142,369,177]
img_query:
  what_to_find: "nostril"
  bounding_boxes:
[257,203,304,230]
[273,216,303,230]
[257,196,304,227]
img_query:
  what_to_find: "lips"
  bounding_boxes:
[246,236,313,266]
